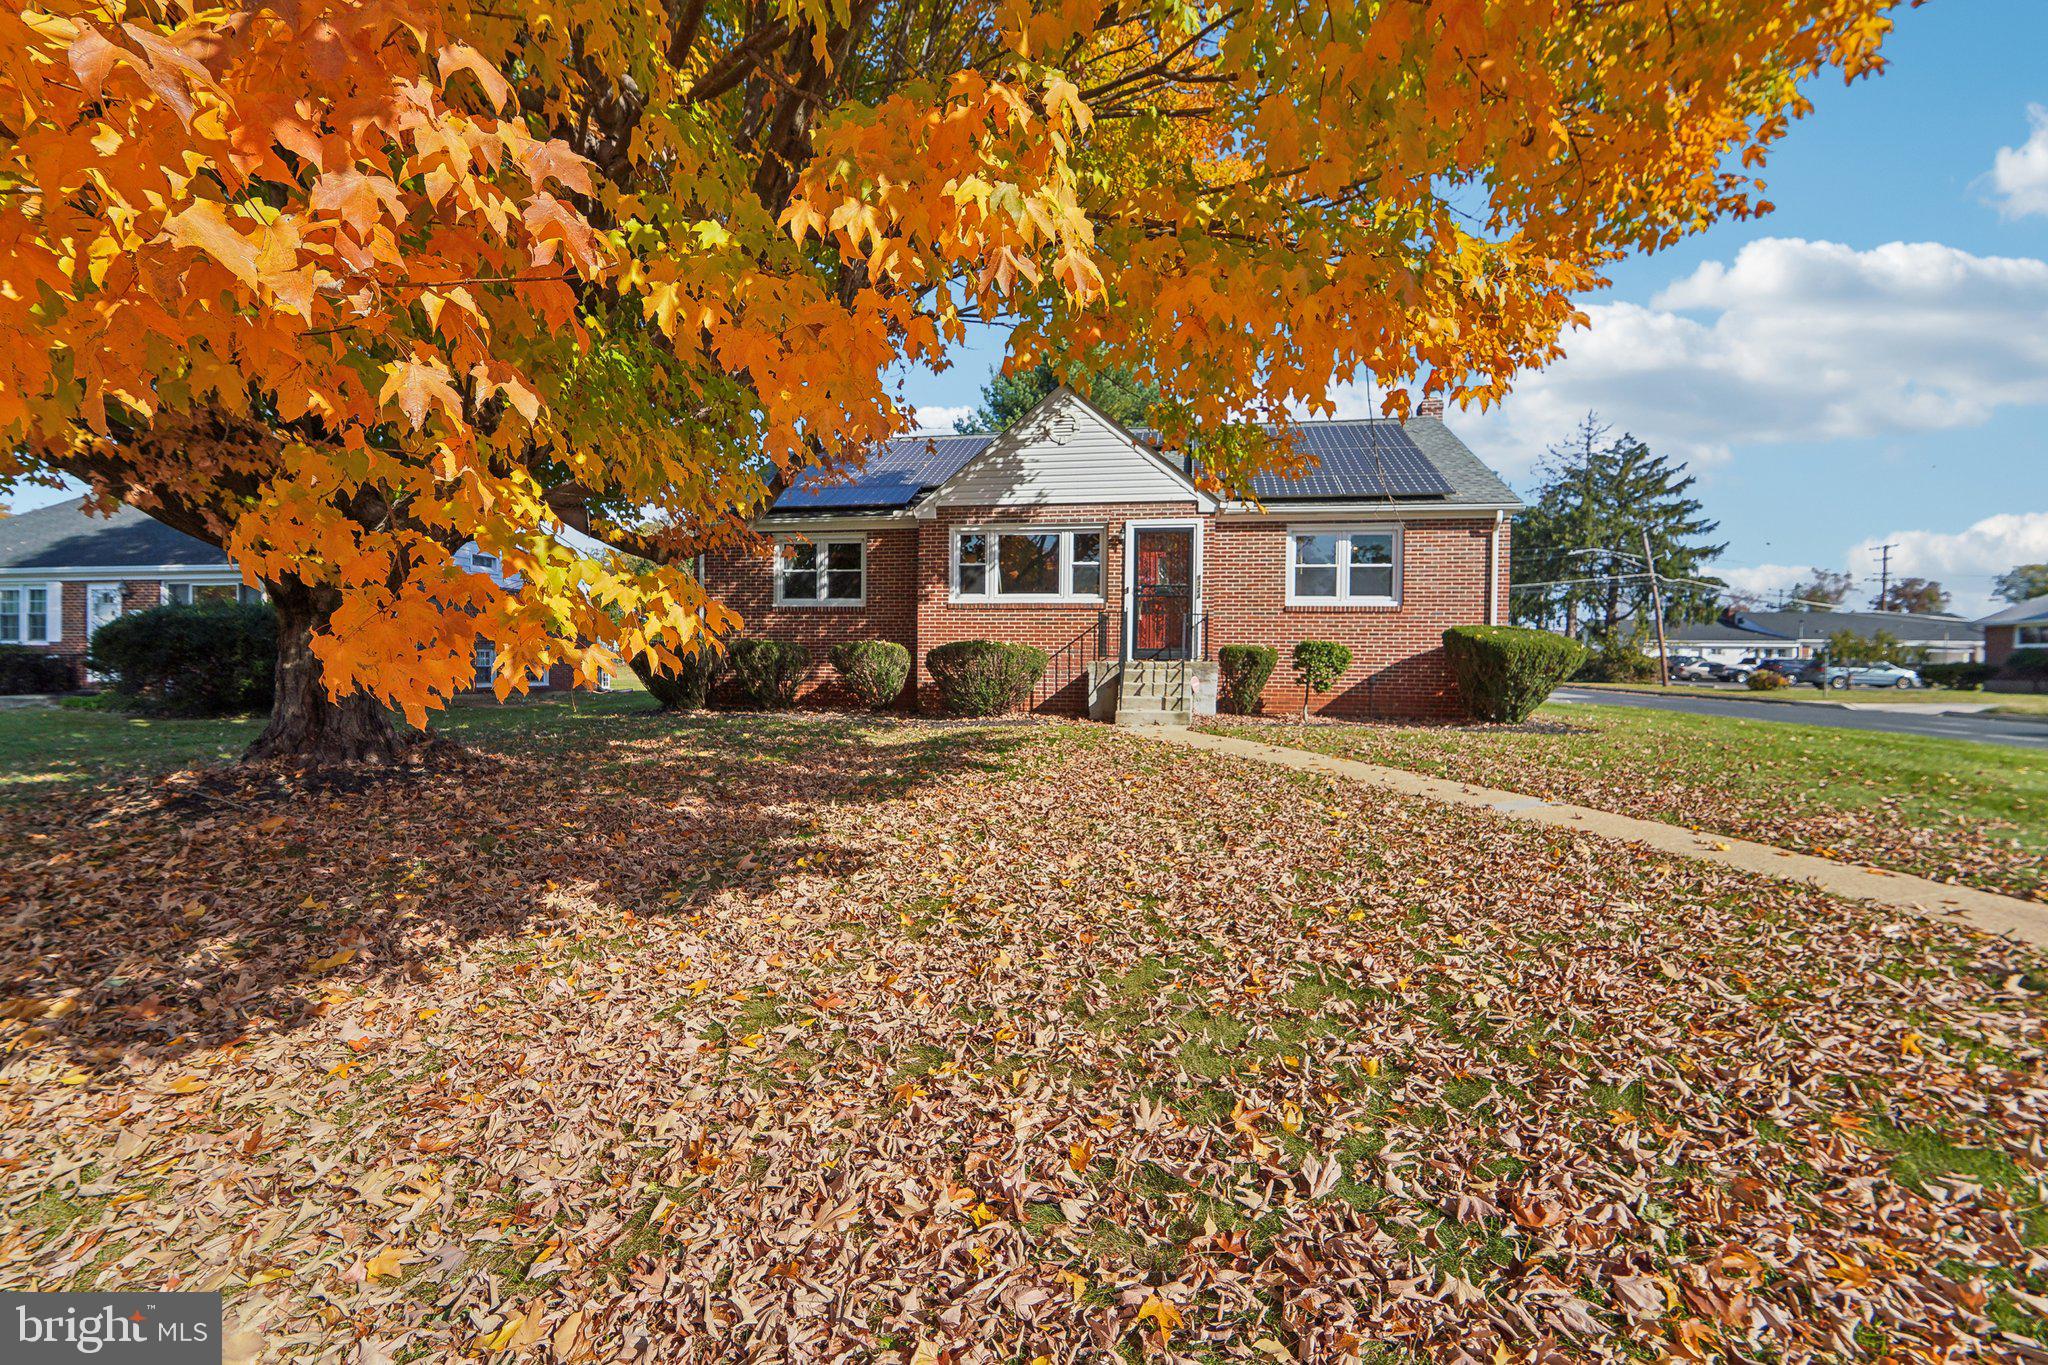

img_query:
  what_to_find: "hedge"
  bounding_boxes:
[830,639,911,709]
[726,639,809,708]
[1920,661,1998,690]
[926,640,1046,716]
[86,601,276,716]
[0,645,76,695]
[628,646,723,711]
[1441,625,1586,722]
[1216,644,1278,714]
[2004,648,2048,679]
[1572,639,1657,683]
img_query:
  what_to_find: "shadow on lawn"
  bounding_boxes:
[0,709,1029,1069]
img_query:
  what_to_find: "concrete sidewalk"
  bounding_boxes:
[1153,726,2048,951]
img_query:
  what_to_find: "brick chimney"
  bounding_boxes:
[1414,395,1446,421]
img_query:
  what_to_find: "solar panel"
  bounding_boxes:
[771,433,992,511]
[1249,422,1452,500]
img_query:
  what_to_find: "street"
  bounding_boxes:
[1550,687,2048,750]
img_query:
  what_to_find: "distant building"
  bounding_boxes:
[1976,594,2048,667]
[1648,608,1984,665]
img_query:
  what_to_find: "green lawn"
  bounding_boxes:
[1201,701,2048,901]
[1569,680,2048,715]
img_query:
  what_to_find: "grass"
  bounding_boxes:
[1568,679,2048,714]
[1201,699,2048,899]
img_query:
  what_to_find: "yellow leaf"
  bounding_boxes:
[364,1246,407,1281]
[167,1075,206,1095]
[1136,1295,1184,1335]
[304,947,356,975]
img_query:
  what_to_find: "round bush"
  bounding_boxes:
[1441,625,1586,722]
[0,645,77,695]
[830,639,910,709]
[926,640,1047,716]
[87,601,276,716]
[1746,669,1791,691]
[1291,640,1352,692]
[1216,644,1278,715]
[725,638,809,708]
[628,645,722,711]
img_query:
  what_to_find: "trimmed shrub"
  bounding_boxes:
[628,646,722,711]
[1290,639,1352,719]
[1921,661,1997,690]
[2004,648,2048,679]
[1746,669,1791,691]
[87,601,276,715]
[726,638,809,708]
[1572,640,1657,683]
[926,639,1047,716]
[831,639,911,709]
[0,645,76,695]
[1217,644,1279,715]
[1441,625,1585,723]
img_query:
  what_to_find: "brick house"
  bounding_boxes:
[0,497,585,694]
[702,388,1520,719]
[1977,594,2048,669]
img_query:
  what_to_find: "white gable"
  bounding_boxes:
[928,389,1213,510]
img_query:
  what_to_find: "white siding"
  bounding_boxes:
[930,391,1208,508]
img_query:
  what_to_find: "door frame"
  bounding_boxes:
[1121,517,1204,661]
[85,581,124,638]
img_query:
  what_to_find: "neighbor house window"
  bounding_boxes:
[166,582,263,606]
[1287,526,1400,606]
[2019,625,2048,646]
[952,528,1104,602]
[473,640,496,689]
[1,585,55,643]
[774,536,864,606]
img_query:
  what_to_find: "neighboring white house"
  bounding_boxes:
[1648,609,1985,666]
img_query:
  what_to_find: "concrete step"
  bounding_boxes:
[1114,707,1192,728]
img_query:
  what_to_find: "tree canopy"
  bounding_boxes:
[1994,564,2048,604]
[1875,576,1951,616]
[0,0,1906,757]
[958,360,1158,434]
[1779,568,1856,612]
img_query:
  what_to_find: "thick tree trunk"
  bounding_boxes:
[245,577,419,766]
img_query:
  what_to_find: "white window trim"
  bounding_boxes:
[2018,625,2048,646]
[950,525,1106,604]
[0,581,62,645]
[472,640,496,690]
[1285,523,1402,608]
[772,534,866,608]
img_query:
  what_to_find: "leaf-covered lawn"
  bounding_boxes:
[3,709,2046,1361]
[1200,705,2048,903]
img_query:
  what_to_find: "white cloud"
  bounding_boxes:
[1988,105,2048,219]
[1442,237,2048,477]
[1712,512,2048,619]
[909,404,974,433]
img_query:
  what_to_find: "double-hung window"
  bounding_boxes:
[0,585,54,643]
[472,640,496,689]
[774,536,864,607]
[166,583,264,606]
[953,528,1103,602]
[1287,526,1400,606]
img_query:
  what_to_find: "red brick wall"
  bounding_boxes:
[1988,625,2018,668]
[701,526,920,706]
[915,502,1202,714]
[1205,517,1499,719]
[703,508,1501,719]
[7,580,165,686]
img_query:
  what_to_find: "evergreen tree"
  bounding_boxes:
[958,360,1160,434]
[1511,414,1725,644]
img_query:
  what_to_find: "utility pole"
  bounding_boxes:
[1642,528,1670,688]
[1872,542,1897,612]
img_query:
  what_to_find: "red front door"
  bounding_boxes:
[1133,528,1194,659]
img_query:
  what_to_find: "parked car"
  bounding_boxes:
[1668,655,1717,682]
[1753,659,1806,682]
[1801,660,1925,690]
[1707,659,1754,683]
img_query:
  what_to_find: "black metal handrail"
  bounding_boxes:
[1034,608,1117,712]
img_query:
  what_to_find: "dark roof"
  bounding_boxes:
[1731,609,1982,645]
[768,398,1520,513]
[1663,622,1790,645]
[774,433,992,512]
[1976,594,2048,628]
[0,497,226,570]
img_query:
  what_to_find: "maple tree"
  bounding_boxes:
[0,0,1907,763]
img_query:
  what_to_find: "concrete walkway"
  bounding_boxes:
[1152,726,2048,951]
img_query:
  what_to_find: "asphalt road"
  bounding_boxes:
[1550,687,2048,751]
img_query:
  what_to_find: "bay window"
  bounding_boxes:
[1287,526,1400,606]
[952,528,1103,602]
[774,536,865,607]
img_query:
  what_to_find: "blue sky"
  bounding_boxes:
[902,2,2048,616]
